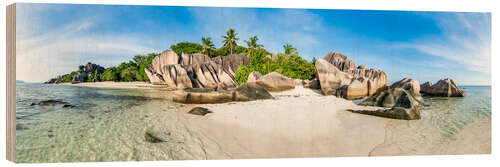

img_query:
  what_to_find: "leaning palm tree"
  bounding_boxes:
[283,44,297,55]
[222,28,239,54]
[201,37,215,57]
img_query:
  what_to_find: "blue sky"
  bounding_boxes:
[16,3,491,85]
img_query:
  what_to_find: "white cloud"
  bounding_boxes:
[397,13,491,75]
[16,5,158,82]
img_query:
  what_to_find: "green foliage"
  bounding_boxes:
[234,49,315,84]
[88,73,101,82]
[170,42,203,56]
[312,57,317,65]
[61,71,79,82]
[102,67,119,81]
[201,37,215,57]
[283,44,298,55]
[120,66,139,82]
[136,53,159,81]
[222,28,240,54]
[234,63,254,84]
[212,46,248,57]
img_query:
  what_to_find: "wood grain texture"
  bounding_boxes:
[6,3,16,163]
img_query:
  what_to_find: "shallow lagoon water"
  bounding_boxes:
[15,82,491,162]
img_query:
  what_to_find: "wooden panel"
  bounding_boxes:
[6,3,16,163]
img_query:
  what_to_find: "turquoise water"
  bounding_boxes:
[421,86,491,140]
[15,81,193,163]
[15,82,491,162]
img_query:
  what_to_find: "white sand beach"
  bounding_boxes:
[181,87,393,158]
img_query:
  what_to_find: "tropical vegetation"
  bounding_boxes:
[52,28,316,84]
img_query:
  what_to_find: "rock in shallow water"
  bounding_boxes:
[31,100,73,108]
[420,78,465,97]
[144,130,166,143]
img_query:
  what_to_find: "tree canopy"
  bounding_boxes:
[222,28,240,54]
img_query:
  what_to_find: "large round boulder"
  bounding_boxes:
[339,77,369,100]
[255,72,295,92]
[247,71,262,83]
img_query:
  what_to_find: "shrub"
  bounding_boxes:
[170,42,203,56]
[234,49,315,84]
[234,64,254,84]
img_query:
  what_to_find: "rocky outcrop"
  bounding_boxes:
[184,62,238,89]
[145,64,193,89]
[391,78,420,93]
[420,78,465,97]
[420,81,433,94]
[172,82,273,104]
[145,50,249,90]
[315,52,388,99]
[83,62,105,74]
[74,62,105,83]
[212,53,250,72]
[315,59,352,95]
[247,71,262,83]
[324,52,356,72]
[391,78,424,103]
[45,62,105,84]
[354,87,423,120]
[350,78,425,120]
[255,72,295,92]
[180,53,211,66]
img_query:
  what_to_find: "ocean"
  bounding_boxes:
[15,81,491,162]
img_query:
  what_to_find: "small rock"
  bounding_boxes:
[145,130,165,143]
[32,100,74,108]
[188,107,212,116]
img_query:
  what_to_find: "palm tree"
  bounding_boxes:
[283,44,297,55]
[201,37,215,57]
[245,36,263,50]
[222,28,240,54]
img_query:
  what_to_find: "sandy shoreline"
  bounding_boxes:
[59,82,491,158]
[60,81,169,90]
